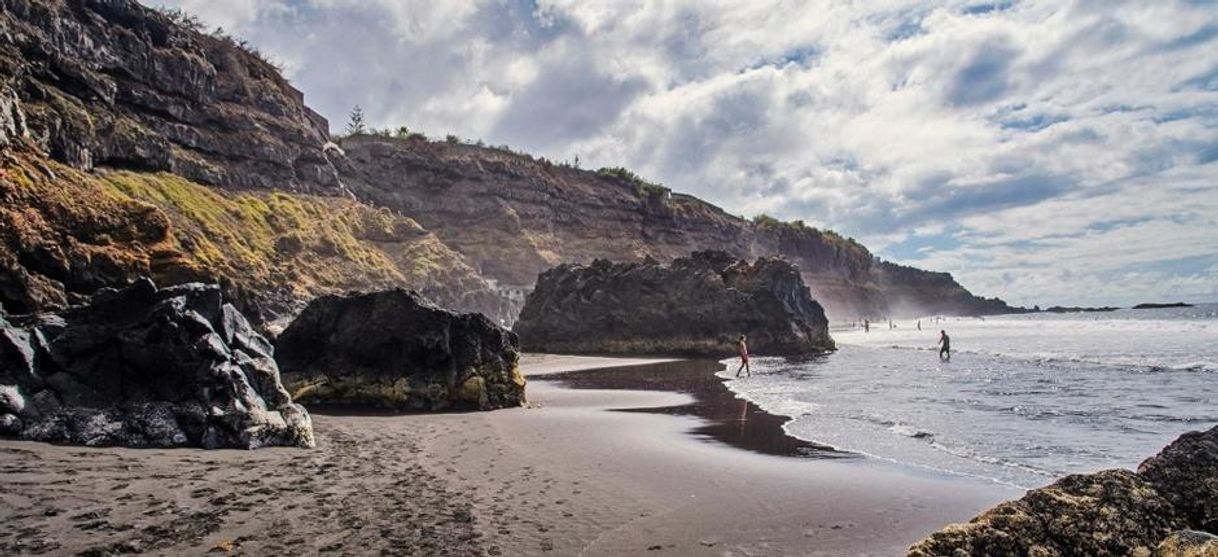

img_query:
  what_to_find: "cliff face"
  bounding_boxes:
[512,251,834,357]
[339,136,752,287]
[340,136,1017,320]
[0,0,340,192]
[0,0,1016,327]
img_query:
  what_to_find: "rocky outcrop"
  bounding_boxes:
[0,278,314,448]
[908,425,1218,557]
[276,289,525,411]
[0,0,341,192]
[512,251,834,357]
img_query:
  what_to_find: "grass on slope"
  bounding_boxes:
[0,148,481,315]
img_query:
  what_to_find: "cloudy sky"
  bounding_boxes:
[148,0,1218,307]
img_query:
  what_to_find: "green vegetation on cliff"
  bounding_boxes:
[751,213,868,254]
[596,166,672,199]
[0,148,488,321]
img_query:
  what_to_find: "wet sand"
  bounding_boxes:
[0,355,1020,556]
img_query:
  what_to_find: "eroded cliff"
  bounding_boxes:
[340,135,1018,320]
[0,0,340,192]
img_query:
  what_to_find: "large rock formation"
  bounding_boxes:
[512,251,834,357]
[0,278,314,449]
[908,425,1218,557]
[276,289,525,411]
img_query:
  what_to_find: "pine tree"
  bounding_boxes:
[345,105,367,136]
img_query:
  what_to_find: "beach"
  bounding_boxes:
[0,356,1019,556]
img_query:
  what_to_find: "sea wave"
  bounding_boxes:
[867,344,1217,374]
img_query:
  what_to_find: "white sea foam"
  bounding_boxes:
[721,304,1218,487]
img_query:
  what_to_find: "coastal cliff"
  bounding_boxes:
[0,0,506,323]
[340,135,1020,321]
[0,0,339,192]
[1,0,1015,328]
[512,251,834,356]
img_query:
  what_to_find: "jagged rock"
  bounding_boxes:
[512,251,834,357]
[276,289,525,411]
[908,426,1218,557]
[0,278,313,449]
[1156,531,1218,557]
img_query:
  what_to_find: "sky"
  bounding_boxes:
[146,0,1218,308]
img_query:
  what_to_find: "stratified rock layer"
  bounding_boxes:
[908,425,1218,557]
[276,290,525,411]
[513,251,834,357]
[0,278,314,448]
[0,0,340,192]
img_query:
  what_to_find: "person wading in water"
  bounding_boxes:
[736,335,751,377]
[938,330,951,361]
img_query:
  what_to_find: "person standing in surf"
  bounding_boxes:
[938,330,951,361]
[735,335,751,377]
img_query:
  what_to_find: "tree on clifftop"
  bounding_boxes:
[345,105,366,136]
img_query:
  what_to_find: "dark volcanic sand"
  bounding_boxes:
[0,421,483,556]
[0,355,1020,556]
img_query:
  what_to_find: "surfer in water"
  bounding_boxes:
[938,330,951,361]
[736,335,751,377]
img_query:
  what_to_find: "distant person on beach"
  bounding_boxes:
[917,320,922,331]
[735,335,751,377]
[864,319,870,333]
[938,330,951,361]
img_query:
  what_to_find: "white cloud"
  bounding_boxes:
[143,0,1218,306]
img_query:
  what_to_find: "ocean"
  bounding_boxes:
[719,303,1218,488]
